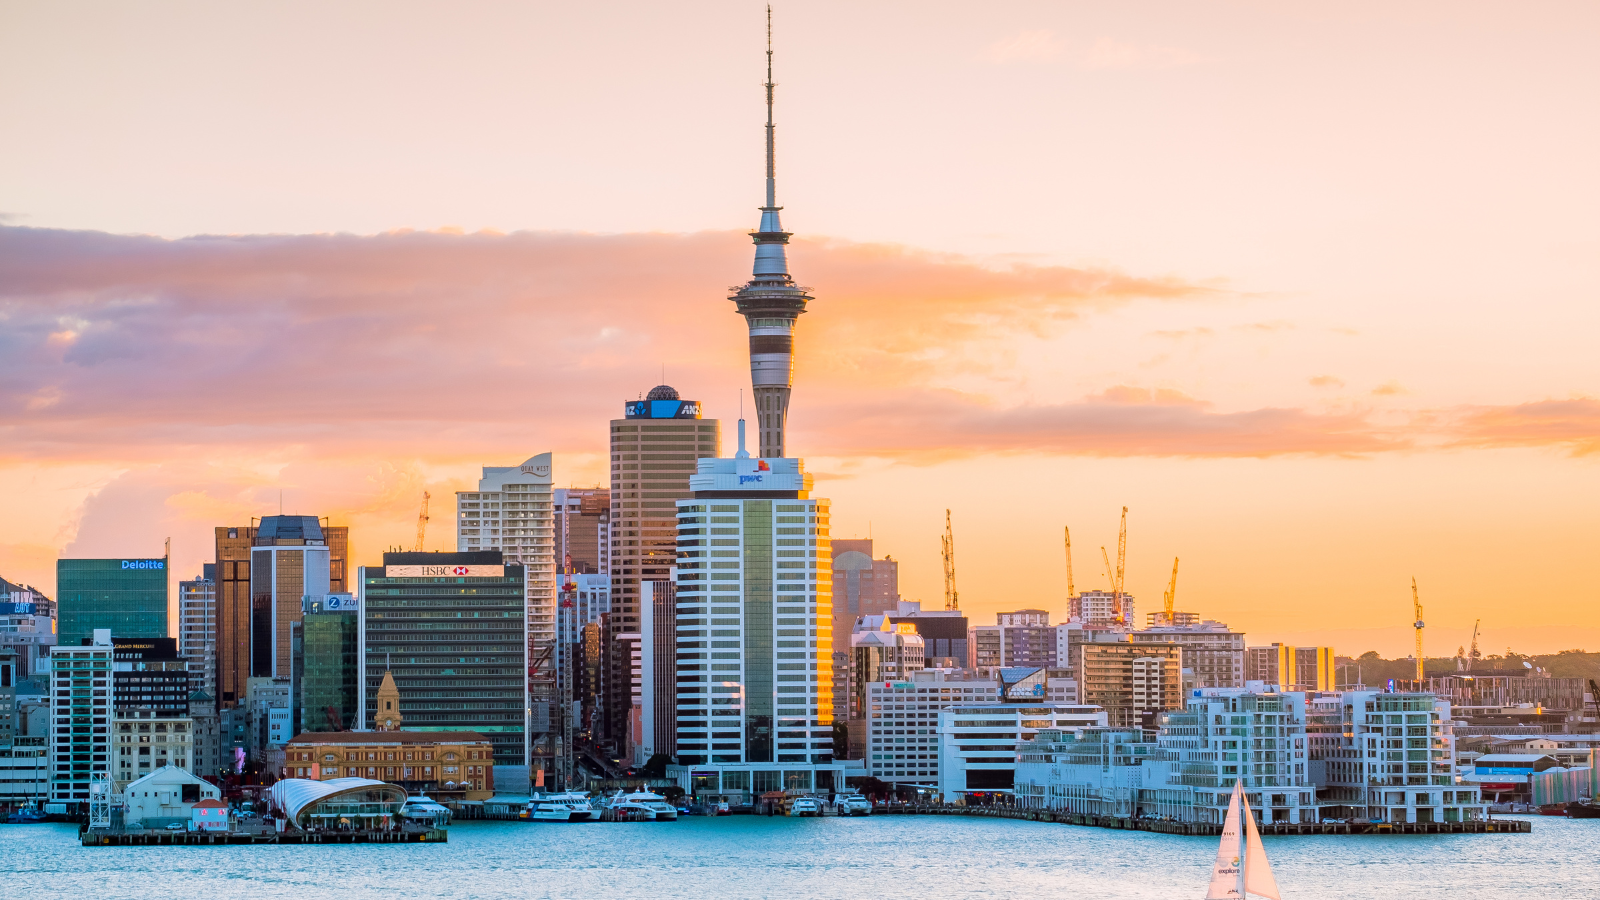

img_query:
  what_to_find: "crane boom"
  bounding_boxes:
[1101,546,1114,590]
[414,491,431,553]
[1113,506,1128,626]
[1064,527,1075,601]
[1469,619,1481,671]
[1411,577,1425,682]
[1162,557,1180,621]
[941,509,959,611]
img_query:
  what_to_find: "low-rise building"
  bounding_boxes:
[0,737,49,806]
[1131,621,1244,689]
[1151,688,1320,824]
[121,764,222,829]
[1015,728,1164,817]
[282,731,497,801]
[935,675,1107,802]
[114,710,193,789]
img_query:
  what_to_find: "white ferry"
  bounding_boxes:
[788,796,822,817]
[528,792,597,822]
[835,794,872,816]
[399,794,453,827]
[606,788,679,821]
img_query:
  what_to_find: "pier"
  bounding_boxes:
[80,826,447,846]
[877,804,1532,835]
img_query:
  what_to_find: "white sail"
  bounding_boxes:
[1205,782,1245,900]
[1241,792,1282,900]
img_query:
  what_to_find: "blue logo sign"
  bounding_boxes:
[738,474,764,485]
[121,560,165,570]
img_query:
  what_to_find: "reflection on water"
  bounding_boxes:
[1,814,1585,899]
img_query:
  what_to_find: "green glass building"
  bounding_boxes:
[297,594,360,732]
[56,558,169,648]
[358,552,527,766]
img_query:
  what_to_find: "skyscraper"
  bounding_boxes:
[554,488,610,576]
[178,566,216,701]
[56,557,169,648]
[730,14,812,460]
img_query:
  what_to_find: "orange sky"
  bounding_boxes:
[2,2,1598,656]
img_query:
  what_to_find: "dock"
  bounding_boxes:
[877,804,1532,835]
[80,826,447,846]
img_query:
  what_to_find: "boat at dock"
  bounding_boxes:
[1565,801,1600,819]
[399,794,453,827]
[788,796,821,817]
[835,794,872,817]
[605,789,678,821]
[528,792,598,822]
[1205,781,1282,900]
[4,806,48,824]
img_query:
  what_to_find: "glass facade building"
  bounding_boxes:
[56,558,169,649]
[297,595,360,732]
[357,552,528,766]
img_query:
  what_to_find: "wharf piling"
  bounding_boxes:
[874,804,1531,836]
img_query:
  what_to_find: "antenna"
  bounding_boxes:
[764,3,776,209]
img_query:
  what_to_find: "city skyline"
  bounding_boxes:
[5,2,1600,656]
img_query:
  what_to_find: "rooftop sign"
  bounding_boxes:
[386,564,505,577]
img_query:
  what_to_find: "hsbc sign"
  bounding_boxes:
[386,565,506,577]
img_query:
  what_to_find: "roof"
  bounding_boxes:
[256,515,325,542]
[1475,754,1559,763]
[286,730,492,745]
[270,777,404,828]
[192,799,228,809]
[125,764,213,791]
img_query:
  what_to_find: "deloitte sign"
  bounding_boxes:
[120,559,166,570]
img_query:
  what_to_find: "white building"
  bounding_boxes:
[121,764,222,829]
[1131,621,1244,689]
[456,453,557,765]
[47,630,115,801]
[177,571,216,701]
[1308,690,1485,823]
[1015,728,1166,817]
[672,436,847,789]
[0,737,49,805]
[935,693,1107,802]
[1070,590,1136,628]
[1151,688,1321,824]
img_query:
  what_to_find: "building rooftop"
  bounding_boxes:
[285,731,493,745]
[255,515,326,543]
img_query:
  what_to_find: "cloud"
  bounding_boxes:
[1372,381,1408,396]
[1081,37,1207,71]
[1308,375,1344,388]
[980,30,1065,64]
[1448,398,1600,456]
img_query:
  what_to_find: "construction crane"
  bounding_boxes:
[1411,577,1425,682]
[1161,557,1180,623]
[1101,547,1115,590]
[941,509,959,611]
[1112,506,1128,626]
[414,491,431,552]
[1469,619,1481,671]
[1063,527,1076,601]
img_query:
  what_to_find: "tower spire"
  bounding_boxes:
[732,4,811,459]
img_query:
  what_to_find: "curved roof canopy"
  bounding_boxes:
[270,777,405,828]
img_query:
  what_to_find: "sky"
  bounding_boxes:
[2,1,1598,656]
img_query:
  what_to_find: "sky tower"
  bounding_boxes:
[731,6,811,459]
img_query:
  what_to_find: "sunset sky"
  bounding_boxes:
[3,1,1598,657]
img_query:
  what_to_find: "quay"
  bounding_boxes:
[878,804,1533,835]
[80,825,446,846]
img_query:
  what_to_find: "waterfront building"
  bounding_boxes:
[282,730,496,800]
[213,517,349,709]
[357,551,528,768]
[121,765,222,829]
[0,737,49,805]
[1308,690,1484,822]
[296,594,360,732]
[1070,590,1136,629]
[1150,688,1320,824]
[113,710,192,790]
[1075,641,1184,729]
[555,487,611,575]
[177,567,217,702]
[46,629,114,801]
[454,454,556,774]
[1015,728,1165,817]
[56,557,168,649]
[1246,644,1335,692]
[935,681,1108,802]
[830,539,899,721]
[1131,620,1244,689]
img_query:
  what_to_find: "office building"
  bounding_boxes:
[214,517,348,708]
[848,619,926,720]
[1247,644,1336,692]
[56,558,168,649]
[0,652,15,746]
[188,690,221,781]
[1131,620,1245,689]
[673,444,836,771]
[1070,590,1136,629]
[889,601,968,667]
[47,630,115,801]
[638,579,677,764]
[177,567,216,702]
[296,594,360,733]
[935,682,1107,801]
[455,453,556,773]
[357,551,528,767]
[969,610,1058,670]
[555,488,611,575]
[0,577,55,683]
[113,710,193,789]
[0,736,49,805]
[830,540,900,720]
[1076,641,1184,729]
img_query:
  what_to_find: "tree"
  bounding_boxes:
[661,785,686,804]
[638,753,672,780]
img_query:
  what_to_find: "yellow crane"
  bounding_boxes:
[1469,618,1481,671]
[1064,527,1076,601]
[414,491,431,552]
[941,509,959,611]
[1162,557,1180,624]
[1411,577,1425,682]
[1112,506,1128,626]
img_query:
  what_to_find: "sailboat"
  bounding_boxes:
[1205,781,1282,900]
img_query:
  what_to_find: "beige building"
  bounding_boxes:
[283,730,497,801]
[1077,642,1184,729]
[1247,644,1335,692]
[114,710,194,790]
[1132,621,1245,689]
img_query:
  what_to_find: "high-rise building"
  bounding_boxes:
[1132,620,1245,689]
[213,518,348,708]
[673,447,836,772]
[454,453,556,774]
[1070,590,1136,629]
[357,551,528,768]
[968,610,1058,669]
[848,619,925,720]
[178,566,217,702]
[0,576,55,680]
[1076,641,1185,729]
[555,488,611,575]
[638,578,677,764]
[56,557,169,649]
[47,630,114,801]
[829,540,900,721]
[296,594,360,732]
[888,600,968,667]
[1246,644,1335,692]
[108,637,192,787]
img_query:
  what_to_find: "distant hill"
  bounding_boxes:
[1336,649,1600,686]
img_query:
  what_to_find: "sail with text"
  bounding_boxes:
[1205,781,1281,900]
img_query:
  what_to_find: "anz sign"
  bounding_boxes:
[625,399,702,419]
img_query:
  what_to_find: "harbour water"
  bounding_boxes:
[1,815,1586,899]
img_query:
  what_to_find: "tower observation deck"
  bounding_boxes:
[730,7,811,459]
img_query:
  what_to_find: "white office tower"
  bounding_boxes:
[48,630,114,801]
[673,421,847,796]
[455,452,557,766]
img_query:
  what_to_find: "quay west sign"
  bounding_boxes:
[385,564,505,577]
